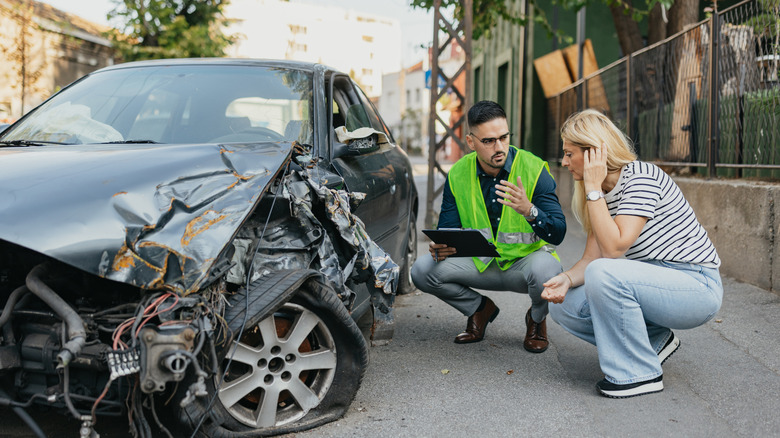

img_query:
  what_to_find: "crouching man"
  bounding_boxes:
[411,100,566,352]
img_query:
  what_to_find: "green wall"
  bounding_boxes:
[472,1,740,161]
[525,3,627,160]
[472,1,630,159]
[471,0,526,147]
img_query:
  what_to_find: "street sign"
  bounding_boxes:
[425,70,447,89]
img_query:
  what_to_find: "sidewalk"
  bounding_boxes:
[298,157,780,437]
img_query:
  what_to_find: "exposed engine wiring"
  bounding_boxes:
[133,293,179,338]
[149,395,175,438]
[90,377,114,425]
[111,292,177,350]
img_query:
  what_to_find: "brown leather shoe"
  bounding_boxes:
[524,307,548,353]
[454,297,499,344]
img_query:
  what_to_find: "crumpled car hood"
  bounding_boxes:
[0,142,291,293]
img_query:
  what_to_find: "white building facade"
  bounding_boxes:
[378,62,428,154]
[224,0,402,97]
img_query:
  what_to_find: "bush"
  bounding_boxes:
[742,87,780,178]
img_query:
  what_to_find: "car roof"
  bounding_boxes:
[95,58,336,75]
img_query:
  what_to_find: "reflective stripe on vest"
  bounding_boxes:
[473,227,494,266]
[448,146,556,272]
[497,230,541,245]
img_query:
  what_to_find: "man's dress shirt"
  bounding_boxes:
[438,147,566,246]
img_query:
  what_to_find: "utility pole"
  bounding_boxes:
[425,0,472,228]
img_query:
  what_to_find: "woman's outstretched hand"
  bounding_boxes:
[541,273,572,304]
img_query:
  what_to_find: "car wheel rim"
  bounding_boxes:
[217,302,337,428]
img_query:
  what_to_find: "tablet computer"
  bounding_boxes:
[422,228,500,257]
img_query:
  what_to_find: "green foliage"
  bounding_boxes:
[410,0,674,43]
[0,1,46,112]
[603,0,674,21]
[743,14,779,39]
[740,88,780,178]
[741,0,780,40]
[107,0,236,61]
[410,0,556,41]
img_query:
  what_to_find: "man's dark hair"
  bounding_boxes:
[468,100,506,129]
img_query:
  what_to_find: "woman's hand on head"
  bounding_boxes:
[583,143,608,192]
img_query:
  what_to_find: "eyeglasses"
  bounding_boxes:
[469,132,512,147]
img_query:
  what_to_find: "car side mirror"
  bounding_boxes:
[334,133,379,158]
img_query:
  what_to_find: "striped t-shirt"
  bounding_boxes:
[604,161,720,267]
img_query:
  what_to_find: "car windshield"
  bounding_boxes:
[0,64,313,146]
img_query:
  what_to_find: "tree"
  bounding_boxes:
[410,0,569,41]
[0,0,46,115]
[106,0,236,61]
[409,0,700,56]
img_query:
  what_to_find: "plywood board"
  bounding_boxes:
[669,28,703,161]
[562,39,610,113]
[533,50,573,98]
[561,39,600,78]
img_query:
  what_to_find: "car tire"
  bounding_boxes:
[396,212,418,295]
[176,276,369,437]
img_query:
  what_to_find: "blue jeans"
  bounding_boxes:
[411,250,562,323]
[549,258,723,384]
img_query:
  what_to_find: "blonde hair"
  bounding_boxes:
[560,109,637,233]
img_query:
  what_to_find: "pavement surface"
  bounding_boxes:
[4,155,780,437]
[291,155,780,437]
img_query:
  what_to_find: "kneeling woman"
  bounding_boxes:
[543,109,722,398]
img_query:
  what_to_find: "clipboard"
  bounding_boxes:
[422,228,500,258]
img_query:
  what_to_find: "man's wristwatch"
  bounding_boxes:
[586,190,605,201]
[524,204,538,221]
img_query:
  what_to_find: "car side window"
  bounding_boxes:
[353,83,394,143]
[332,76,370,132]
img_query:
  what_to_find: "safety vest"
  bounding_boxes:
[448,146,557,272]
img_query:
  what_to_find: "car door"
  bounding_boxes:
[327,74,404,260]
[353,83,414,235]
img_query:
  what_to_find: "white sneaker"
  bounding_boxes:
[658,331,681,365]
[596,375,664,398]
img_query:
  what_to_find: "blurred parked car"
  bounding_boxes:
[0,123,9,134]
[0,59,418,437]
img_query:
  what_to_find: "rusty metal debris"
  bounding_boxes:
[230,143,399,306]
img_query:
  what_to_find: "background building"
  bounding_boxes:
[0,0,114,122]
[379,61,428,154]
[224,0,402,97]
[379,40,465,159]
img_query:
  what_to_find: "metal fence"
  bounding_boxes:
[546,0,779,179]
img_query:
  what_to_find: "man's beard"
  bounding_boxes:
[486,152,505,168]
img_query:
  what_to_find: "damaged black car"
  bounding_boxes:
[0,59,418,437]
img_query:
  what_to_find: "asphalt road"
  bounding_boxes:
[4,160,780,437]
[288,164,780,437]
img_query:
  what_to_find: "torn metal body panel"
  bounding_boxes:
[0,141,292,294]
[301,165,399,295]
[231,149,399,311]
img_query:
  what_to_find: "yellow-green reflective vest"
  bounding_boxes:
[448,146,558,272]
